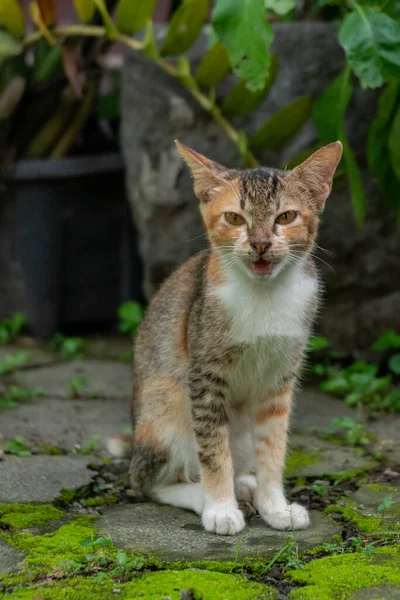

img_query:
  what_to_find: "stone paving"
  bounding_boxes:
[0,338,399,599]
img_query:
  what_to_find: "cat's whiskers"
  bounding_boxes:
[290,250,336,273]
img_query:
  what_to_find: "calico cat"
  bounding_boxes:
[109,140,342,535]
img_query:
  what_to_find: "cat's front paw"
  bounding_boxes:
[202,501,245,535]
[260,502,310,531]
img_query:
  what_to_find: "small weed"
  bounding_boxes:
[76,434,100,455]
[260,532,303,575]
[0,385,42,409]
[69,376,88,398]
[326,417,374,447]
[0,352,30,374]
[377,496,396,513]
[6,435,32,457]
[117,301,144,336]
[50,334,85,359]
[311,483,328,496]
[0,313,27,344]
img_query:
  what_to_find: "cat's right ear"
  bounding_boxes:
[175,140,230,203]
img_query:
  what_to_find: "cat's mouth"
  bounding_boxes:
[249,259,273,276]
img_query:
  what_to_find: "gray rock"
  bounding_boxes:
[13,359,131,399]
[122,22,400,349]
[0,538,24,575]
[0,455,95,503]
[97,503,340,562]
[0,395,129,452]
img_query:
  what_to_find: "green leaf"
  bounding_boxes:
[250,96,311,150]
[338,7,400,89]
[221,54,278,117]
[195,42,231,88]
[118,301,144,335]
[212,0,274,92]
[93,0,118,39]
[97,93,120,120]
[116,0,158,35]
[315,69,365,225]
[372,329,400,350]
[73,0,96,23]
[312,71,352,143]
[0,0,25,37]
[388,102,400,181]
[388,353,400,375]
[0,30,23,58]
[308,336,330,351]
[160,0,209,56]
[368,82,400,174]
[265,0,297,15]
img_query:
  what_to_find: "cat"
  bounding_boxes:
[109,139,342,536]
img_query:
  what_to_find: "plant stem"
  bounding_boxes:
[22,23,259,168]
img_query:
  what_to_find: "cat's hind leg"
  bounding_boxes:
[151,483,204,514]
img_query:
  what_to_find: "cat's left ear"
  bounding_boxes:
[290,141,343,212]
[175,140,230,203]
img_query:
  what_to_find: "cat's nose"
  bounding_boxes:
[251,240,271,255]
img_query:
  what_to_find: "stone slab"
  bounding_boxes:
[351,585,400,599]
[0,396,129,452]
[0,455,95,503]
[98,503,340,562]
[288,435,376,479]
[0,538,24,575]
[13,359,131,399]
[291,389,366,435]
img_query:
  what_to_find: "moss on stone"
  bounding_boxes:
[0,504,65,530]
[288,546,400,599]
[6,570,277,599]
[285,449,319,477]
[365,483,397,494]
[325,500,400,534]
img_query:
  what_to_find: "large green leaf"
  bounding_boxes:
[73,0,95,23]
[221,54,278,117]
[368,81,400,176]
[160,0,209,56]
[250,96,311,150]
[313,70,365,224]
[0,0,25,37]
[195,42,230,88]
[339,6,400,89]
[212,0,274,92]
[312,71,352,143]
[388,103,400,180]
[368,83,400,214]
[116,0,158,35]
[0,31,23,59]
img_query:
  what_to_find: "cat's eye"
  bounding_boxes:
[225,212,245,226]
[275,211,297,225]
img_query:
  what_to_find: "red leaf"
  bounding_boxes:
[37,0,56,25]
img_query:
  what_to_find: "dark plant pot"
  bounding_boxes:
[4,154,142,339]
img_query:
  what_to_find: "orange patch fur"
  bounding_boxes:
[207,250,227,287]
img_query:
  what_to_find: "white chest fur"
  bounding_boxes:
[210,263,318,400]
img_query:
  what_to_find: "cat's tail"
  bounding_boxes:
[106,433,132,458]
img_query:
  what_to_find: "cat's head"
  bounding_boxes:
[176,140,342,280]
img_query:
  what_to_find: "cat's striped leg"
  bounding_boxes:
[253,381,310,530]
[190,366,245,536]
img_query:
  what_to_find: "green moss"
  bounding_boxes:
[288,546,400,599]
[2,517,97,580]
[84,497,107,507]
[365,483,397,493]
[6,570,277,599]
[325,501,400,534]
[0,504,64,530]
[54,485,92,507]
[285,449,319,477]
[36,443,64,455]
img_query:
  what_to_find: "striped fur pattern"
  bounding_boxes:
[110,141,342,535]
